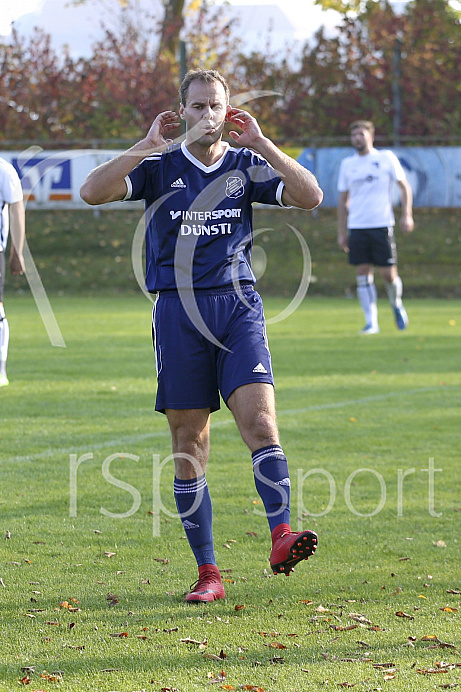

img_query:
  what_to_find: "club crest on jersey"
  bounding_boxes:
[225,176,245,199]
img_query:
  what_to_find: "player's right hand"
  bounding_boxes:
[145,111,181,149]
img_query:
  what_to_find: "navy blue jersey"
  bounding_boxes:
[125,141,287,291]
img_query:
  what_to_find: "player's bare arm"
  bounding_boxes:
[8,200,25,275]
[397,179,414,233]
[226,108,323,211]
[337,191,350,252]
[80,111,180,206]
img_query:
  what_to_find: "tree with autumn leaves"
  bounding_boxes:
[0,0,459,146]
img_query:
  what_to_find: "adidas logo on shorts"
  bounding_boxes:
[182,520,200,529]
[252,362,268,374]
[171,177,186,188]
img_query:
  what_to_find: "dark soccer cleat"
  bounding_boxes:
[185,565,226,603]
[270,530,318,576]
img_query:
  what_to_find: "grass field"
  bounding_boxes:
[1,295,460,691]
[8,206,461,298]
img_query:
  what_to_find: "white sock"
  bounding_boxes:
[357,275,378,328]
[0,307,9,377]
[384,276,403,308]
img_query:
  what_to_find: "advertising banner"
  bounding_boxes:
[1,147,461,208]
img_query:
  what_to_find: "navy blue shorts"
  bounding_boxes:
[152,285,274,413]
[348,227,397,267]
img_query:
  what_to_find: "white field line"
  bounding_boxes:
[9,386,441,463]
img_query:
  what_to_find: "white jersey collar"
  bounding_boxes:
[181,140,230,172]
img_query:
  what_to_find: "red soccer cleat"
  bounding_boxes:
[270,528,318,576]
[185,564,226,603]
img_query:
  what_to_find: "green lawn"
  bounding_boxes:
[8,206,461,298]
[0,295,459,691]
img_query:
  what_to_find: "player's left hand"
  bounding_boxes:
[10,251,25,275]
[226,107,264,148]
[400,214,414,234]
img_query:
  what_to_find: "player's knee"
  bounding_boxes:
[245,412,279,450]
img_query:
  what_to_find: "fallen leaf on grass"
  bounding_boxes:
[104,551,116,558]
[421,636,457,650]
[330,625,358,632]
[264,642,286,649]
[338,683,356,688]
[109,632,129,637]
[396,611,414,619]
[40,672,62,682]
[383,673,396,680]
[434,540,447,548]
[349,613,373,625]
[440,607,458,612]
[154,557,170,564]
[235,605,245,611]
[180,637,207,648]
[447,589,461,594]
[19,675,30,685]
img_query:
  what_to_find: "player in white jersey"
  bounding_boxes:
[81,69,322,602]
[337,120,414,334]
[0,157,26,387]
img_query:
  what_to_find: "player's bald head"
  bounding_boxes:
[179,69,230,106]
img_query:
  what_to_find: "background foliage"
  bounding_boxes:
[1,0,460,146]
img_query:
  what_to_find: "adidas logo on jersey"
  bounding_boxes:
[252,362,268,374]
[171,177,186,188]
[182,519,199,529]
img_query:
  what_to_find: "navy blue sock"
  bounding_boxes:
[174,475,216,567]
[252,445,291,532]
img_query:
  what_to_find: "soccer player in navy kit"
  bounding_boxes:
[337,120,414,334]
[81,69,323,602]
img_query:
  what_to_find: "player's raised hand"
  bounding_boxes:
[144,111,181,149]
[226,108,264,149]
